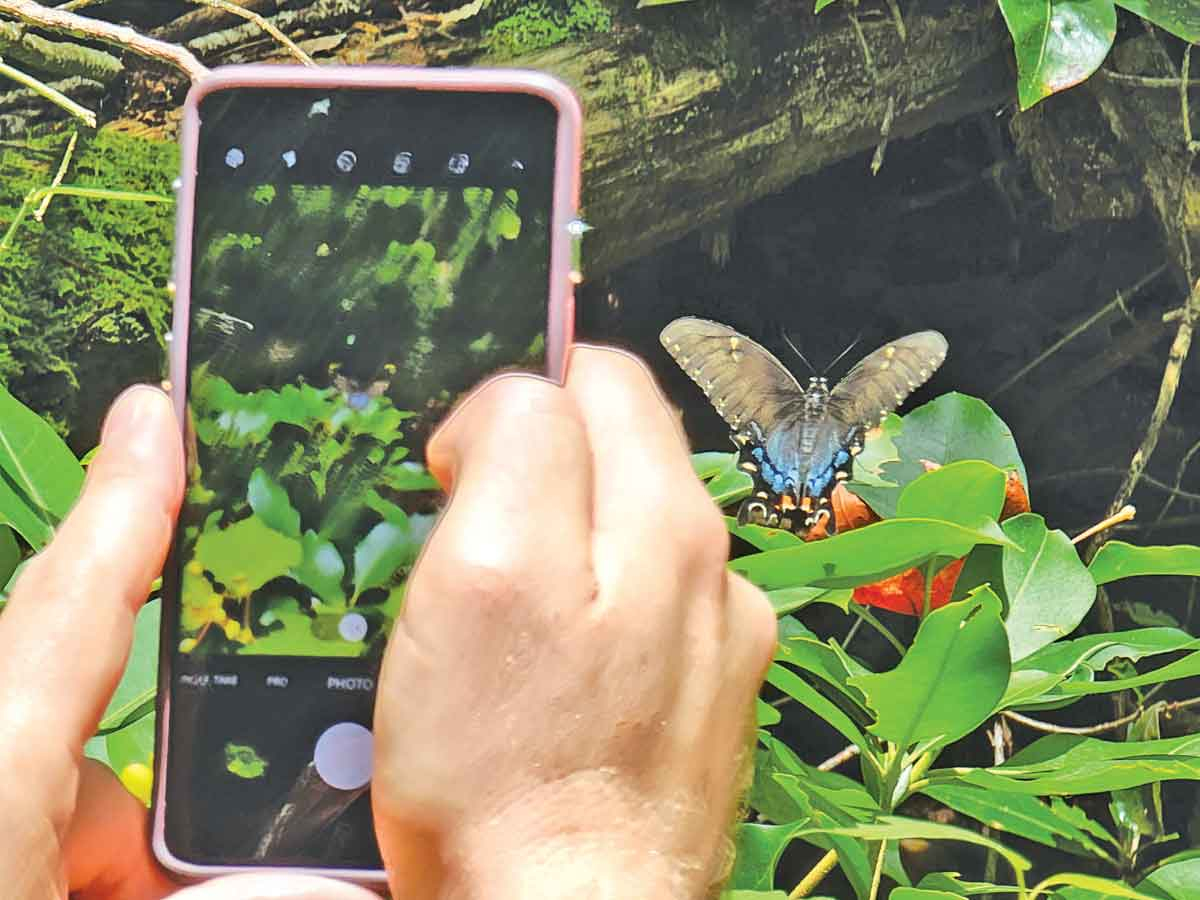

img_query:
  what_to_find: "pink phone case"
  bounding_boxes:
[154,64,583,884]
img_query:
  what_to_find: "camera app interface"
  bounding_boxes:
[164,87,557,869]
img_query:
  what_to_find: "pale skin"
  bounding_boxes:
[0,345,776,900]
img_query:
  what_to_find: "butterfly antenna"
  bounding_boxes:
[823,332,863,376]
[781,330,817,376]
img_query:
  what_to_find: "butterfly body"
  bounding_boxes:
[661,317,947,535]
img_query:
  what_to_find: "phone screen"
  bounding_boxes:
[161,86,559,870]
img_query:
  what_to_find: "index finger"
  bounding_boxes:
[0,386,183,793]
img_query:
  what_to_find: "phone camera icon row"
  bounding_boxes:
[224,147,525,177]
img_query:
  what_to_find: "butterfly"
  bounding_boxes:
[329,363,395,411]
[660,317,948,535]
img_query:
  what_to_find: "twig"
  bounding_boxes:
[870,95,895,176]
[817,744,860,772]
[187,0,315,66]
[0,184,170,253]
[1037,467,1200,503]
[990,265,1166,399]
[789,849,839,899]
[1084,278,1200,633]
[846,3,876,81]
[1076,510,1134,550]
[0,0,208,81]
[0,54,93,125]
[1100,68,1200,89]
[1003,697,1200,736]
[1150,437,1200,534]
[883,0,905,42]
[1183,45,1199,154]
[34,128,75,221]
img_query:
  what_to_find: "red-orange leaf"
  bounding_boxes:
[852,558,965,617]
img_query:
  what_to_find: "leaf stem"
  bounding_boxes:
[866,838,887,900]
[788,848,839,899]
[847,602,906,657]
[0,54,94,125]
[0,184,170,253]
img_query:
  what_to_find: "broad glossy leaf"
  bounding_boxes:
[1115,0,1200,41]
[247,467,301,537]
[753,734,880,823]
[290,529,347,605]
[1038,873,1160,899]
[0,384,84,548]
[998,0,1117,110]
[766,664,872,751]
[864,393,1027,518]
[726,517,803,551]
[696,452,752,506]
[849,589,1010,747]
[727,823,808,891]
[939,733,1200,794]
[1001,514,1096,662]
[801,816,1031,879]
[97,599,160,735]
[1137,851,1200,899]
[729,518,1012,591]
[0,525,19,589]
[106,711,155,779]
[767,586,853,616]
[692,451,733,479]
[352,518,424,598]
[999,628,1198,709]
[757,698,782,727]
[917,872,1017,894]
[922,783,1117,860]
[895,460,1007,525]
[1089,541,1200,585]
[195,515,303,592]
[1053,650,1200,697]
[776,617,871,715]
[890,890,965,900]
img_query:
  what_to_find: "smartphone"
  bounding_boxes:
[152,65,582,882]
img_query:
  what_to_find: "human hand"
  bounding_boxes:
[372,346,778,900]
[0,385,379,900]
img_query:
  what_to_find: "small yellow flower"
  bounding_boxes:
[179,638,197,653]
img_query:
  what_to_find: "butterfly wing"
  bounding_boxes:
[827,331,948,430]
[659,317,805,434]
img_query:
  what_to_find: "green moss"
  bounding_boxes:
[0,128,175,441]
[486,0,612,58]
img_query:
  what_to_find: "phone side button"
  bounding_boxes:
[313,721,374,791]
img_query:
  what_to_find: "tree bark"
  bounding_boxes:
[6,0,1016,275]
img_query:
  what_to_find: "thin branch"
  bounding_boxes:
[187,0,315,67]
[1084,278,1200,634]
[817,744,861,772]
[1150,436,1200,535]
[1003,697,1200,736]
[1100,68,1200,89]
[0,0,208,81]
[990,265,1166,399]
[34,128,75,220]
[1037,467,1200,504]
[0,54,92,125]
[0,184,170,253]
[789,849,839,900]
[870,95,895,176]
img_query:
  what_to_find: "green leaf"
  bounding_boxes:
[106,711,155,776]
[1137,851,1200,899]
[767,586,853,616]
[727,822,808,891]
[96,599,160,735]
[849,589,1010,747]
[725,517,804,551]
[290,529,346,605]
[1111,704,1166,844]
[1115,0,1200,42]
[1036,873,1160,899]
[921,784,1117,861]
[917,872,1019,894]
[195,515,303,593]
[815,0,841,11]
[1089,541,1200,585]
[1115,601,1181,629]
[352,518,423,598]
[247,467,301,537]
[1000,514,1096,662]
[801,816,1032,880]
[895,460,1007,525]
[757,698,782,727]
[0,525,20,590]
[0,383,85,548]
[938,733,1200,795]
[693,451,735,480]
[730,518,1012,591]
[889,890,966,900]
[998,0,1117,111]
[775,617,872,716]
[859,394,1026,518]
[766,663,873,752]
[1053,650,1200,697]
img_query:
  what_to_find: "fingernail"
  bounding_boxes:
[100,385,173,459]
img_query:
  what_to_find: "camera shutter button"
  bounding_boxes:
[313,722,374,791]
